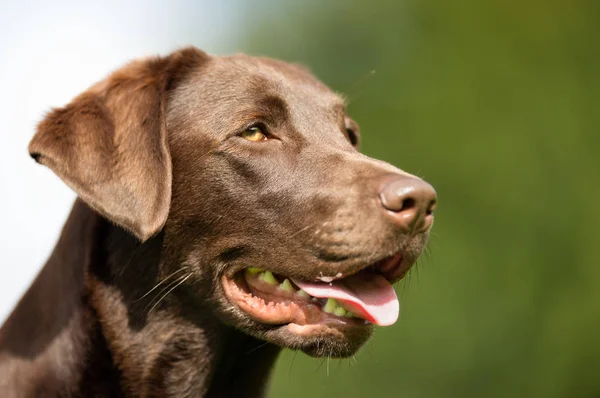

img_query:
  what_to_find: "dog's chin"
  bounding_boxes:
[220,303,373,358]
[259,322,373,358]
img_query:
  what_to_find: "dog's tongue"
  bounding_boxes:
[292,274,399,326]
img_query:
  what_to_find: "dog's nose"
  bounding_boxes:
[379,176,437,234]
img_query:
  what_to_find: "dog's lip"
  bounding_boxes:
[222,250,405,284]
[284,322,368,338]
[378,252,408,282]
[221,271,370,329]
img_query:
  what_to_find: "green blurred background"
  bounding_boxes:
[232,1,600,397]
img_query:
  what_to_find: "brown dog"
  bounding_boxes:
[0,47,436,397]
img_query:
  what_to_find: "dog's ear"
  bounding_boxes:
[29,47,207,242]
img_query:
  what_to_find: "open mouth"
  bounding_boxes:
[222,253,404,329]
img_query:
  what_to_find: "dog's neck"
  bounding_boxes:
[0,200,281,397]
[87,200,282,397]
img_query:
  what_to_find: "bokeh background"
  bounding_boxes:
[1,1,599,397]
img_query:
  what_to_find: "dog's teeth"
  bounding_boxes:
[279,279,295,293]
[258,271,278,285]
[333,306,347,317]
[296,289,310,299]
[323,298,338,314]
[246,267,264,275]
[321,298,352,318]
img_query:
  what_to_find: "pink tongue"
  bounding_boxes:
[292,274,399,326]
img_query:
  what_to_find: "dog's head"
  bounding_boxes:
[29,47,436,358]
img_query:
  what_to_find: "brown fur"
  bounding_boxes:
[0,46,435,397]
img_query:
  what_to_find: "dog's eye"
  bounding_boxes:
[240,126,268,142]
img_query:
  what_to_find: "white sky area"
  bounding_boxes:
[0,0,242,323]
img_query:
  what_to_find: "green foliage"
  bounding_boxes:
[236,1,600,396]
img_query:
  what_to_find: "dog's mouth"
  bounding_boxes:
[221,253,404,330]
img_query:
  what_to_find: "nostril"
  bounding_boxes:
[400,197,415,212]
[425,199,437,216]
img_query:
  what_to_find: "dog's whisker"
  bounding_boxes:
[424,244,436,269]
[147,273,193,314]
[143,272,191,311]
[288,351,298,382]
[206,213,225,227]
[290,223,319,238]
[366,339,376,358]
[244,341,270,355]
[143,276,185,313]
[117,249,139,277]
[343,69,376,103]
[404,268,413,292]
[315,356,326,374]
[424,250,434,269]
[134,267,189,302]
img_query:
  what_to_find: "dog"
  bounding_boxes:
[0,46,436,397]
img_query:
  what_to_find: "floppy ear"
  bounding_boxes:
[29,47,207,242]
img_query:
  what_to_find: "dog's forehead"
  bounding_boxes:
[180,54,344,110]
[167,54,349,144]
[223,54,341,100]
